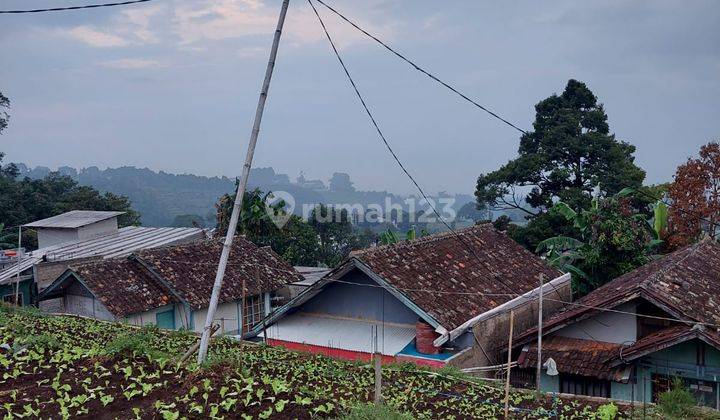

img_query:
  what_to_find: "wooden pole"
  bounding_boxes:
[536,274,544,399]
[196,0,290,363]
[13,226,22,306]
[503,310,515,419]
[241,277,247,335]
[179,324,219,364]
[239,277,246,374]
[373,326,382,405]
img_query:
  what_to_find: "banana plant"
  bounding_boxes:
[379,226,428,245]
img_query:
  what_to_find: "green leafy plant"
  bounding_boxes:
[658,378,696,419]
[340,403,413,420]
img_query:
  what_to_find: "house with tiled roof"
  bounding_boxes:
[0,210,205,307]
[509,239,720,410]
[249,224,572,368]
[37,236,302,334]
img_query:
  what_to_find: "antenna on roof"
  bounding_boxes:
[196,0,290,363]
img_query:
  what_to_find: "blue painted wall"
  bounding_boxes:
[537,339,720,409]
[0,278,34,306]
[300,268,419,325]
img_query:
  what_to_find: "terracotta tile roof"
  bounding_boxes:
[515,239,720,346]
[137,236,302,309]
[615,325,720,364]
[47,236,301,317]
[352,224,562,330]
[518,335,627,381]
[72,259,177,317]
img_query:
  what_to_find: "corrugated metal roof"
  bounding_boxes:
[23,210,124,228]
[292,266,331,286]
[0,226,204,284]
[0,255,43,284]
[264,313,416,356]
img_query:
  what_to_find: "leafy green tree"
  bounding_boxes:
[309,204,358,267]
[216,188,324,266]
[0,223,16,249]
[537,195,654,294]
[0,91,9,136]
[0,169,140,249]
[475,80,646,249]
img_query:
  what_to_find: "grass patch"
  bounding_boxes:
[103,324,168,360]
[339,403,413,420]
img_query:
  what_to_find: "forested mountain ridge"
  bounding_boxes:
[13,164,475,227]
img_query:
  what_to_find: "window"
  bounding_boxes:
[242,295,265,333]
[2,293,23,306]
[560,374,611,398]
[653,374,718,408]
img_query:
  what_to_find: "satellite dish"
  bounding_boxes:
[543,357,558,376]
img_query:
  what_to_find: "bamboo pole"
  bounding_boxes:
[239,277,246,374]
[536,274,544,399]
[196,0,290,363]
[503,310,515,419]
[373,325,382,405]
[179,324,219,364]
[13,226,21,306]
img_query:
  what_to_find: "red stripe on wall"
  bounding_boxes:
[266,338,445,368]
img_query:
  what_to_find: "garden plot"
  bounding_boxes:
[0,305,621,419]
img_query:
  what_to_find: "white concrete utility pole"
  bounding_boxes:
[196,0,290,363]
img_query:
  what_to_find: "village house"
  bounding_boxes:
[509,239,720,410]
[250,224,571,368]
[36,236,302,334]
[0,211,204,306]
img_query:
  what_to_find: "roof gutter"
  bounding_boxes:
[433,272,571,347]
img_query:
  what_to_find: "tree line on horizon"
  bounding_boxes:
[1,82,718,291]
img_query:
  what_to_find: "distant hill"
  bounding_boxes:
[13,164,476,227]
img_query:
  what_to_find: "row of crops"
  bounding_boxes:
[0,305,621,418]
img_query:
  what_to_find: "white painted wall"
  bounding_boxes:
[192,301,242,335]
[125,304,192,330]
[63,294,115,321]
[555,302,637,344]
[77,218,118,241]
[37,229,79,249]
[36,218,119,248]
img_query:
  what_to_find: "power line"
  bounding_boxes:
[140,255,720,329]
[0,0,152,14]
[314,0,720,235]
[313,0,528,135]
[307,0,521,298]
[305,0,719,324]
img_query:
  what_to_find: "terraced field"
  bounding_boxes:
[0,305,621,418]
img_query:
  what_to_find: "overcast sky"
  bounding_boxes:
[1,0,718,194]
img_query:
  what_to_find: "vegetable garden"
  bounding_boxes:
[0,305,622,419]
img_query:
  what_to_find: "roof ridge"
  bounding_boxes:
[353,224,492,257]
